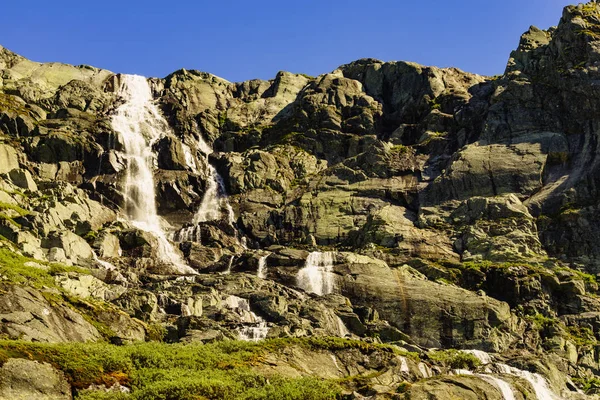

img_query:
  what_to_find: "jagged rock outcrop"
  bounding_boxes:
[2,3,600,398]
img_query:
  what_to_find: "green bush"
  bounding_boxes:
[0,339,343,400]
[427,349,481,370]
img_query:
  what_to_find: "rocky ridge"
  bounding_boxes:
[2,2,600,399]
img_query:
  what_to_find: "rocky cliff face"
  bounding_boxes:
[2,2,600,399]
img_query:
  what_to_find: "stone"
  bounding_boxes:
[113,290,159,322]
[54,274,126,302]
[8,168,37,191]
[0,284,101,342]
[43,231,93,264]
[406,375,506,400]
[93,231,121,258]
[0,359,71,400]
[0,144,18,173]
[47,247,70,264]
[337,254,514,350]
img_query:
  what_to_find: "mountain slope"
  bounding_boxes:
[1,2,600,399]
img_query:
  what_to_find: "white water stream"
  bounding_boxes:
[497,364,561,400]
[112,74,195,274]
[297,251,336,295]
[172,133,235,243]
[225,295,269,342]
[257,255,269,279]
[458,350,563,400]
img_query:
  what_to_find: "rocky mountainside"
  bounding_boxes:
[2,2,600,399]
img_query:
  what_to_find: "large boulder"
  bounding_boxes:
[0,359,71,400]
[0,144,19,173]
[0,284,101,342]
[8,168,37,191]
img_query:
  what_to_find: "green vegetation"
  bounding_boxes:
[580,2,599,16]
[0,201,30,217]
[427,349,481,370]
[396,382,411,393]
[0,201,30,228]
[566,325,597,347]
[525,313,557,332]
[390,144,410,154]
[576,29,600,40]
[146,323,167,342]
[573,377,600,394]
[0,339,382,400]
[0,93,32,116]
[0,247,87,289]
[298,73,315,79]
[556,266,597,284]
[428,97,441,110]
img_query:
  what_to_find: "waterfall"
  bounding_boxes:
[336,316,350,337]
[193,134,235,225]
[497,364,561,400]
[193,165,224,223]
[451,368,517,400]
[111,74,195,275]
[458,350,563,400]
[222,255,234,275]
[257,255,269,279]
[297,251,336,295]
[224,295,269,342]
[239,318,270,342]
[171,133,235,243]
[476,375,516,400]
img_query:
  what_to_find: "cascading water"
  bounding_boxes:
[257,255,269,279]
[477,375,516,400]
[336,316,350,337]
[111,74,195,275]
[225,295,269,342]
[497,364,561,400]
[171,133,235,243]
[193,164,226,223]
[297,251,336,295]
[458,350,563,400]
[222,255,235,275]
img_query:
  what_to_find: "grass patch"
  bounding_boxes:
[390,144,409,154]
[567,325,597,347]
[573,377,600,394]
[0,247,86,289]
[556,267,597,284]
[525,313,557,331]
[427,349,481,370]
[0,339,347,399]
[0,201,30,217]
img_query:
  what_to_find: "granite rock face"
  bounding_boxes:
[2,3,600,398]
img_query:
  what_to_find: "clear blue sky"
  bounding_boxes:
[2,0,576,82]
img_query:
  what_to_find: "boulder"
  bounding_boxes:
[93,231,121,259]
[8,168,37,191]
[42,231,93,264]
[54,274,126,302]
[0,284,101,342]
[405,375,510,400]
[0,359,71,400]
[0,144,19,173]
